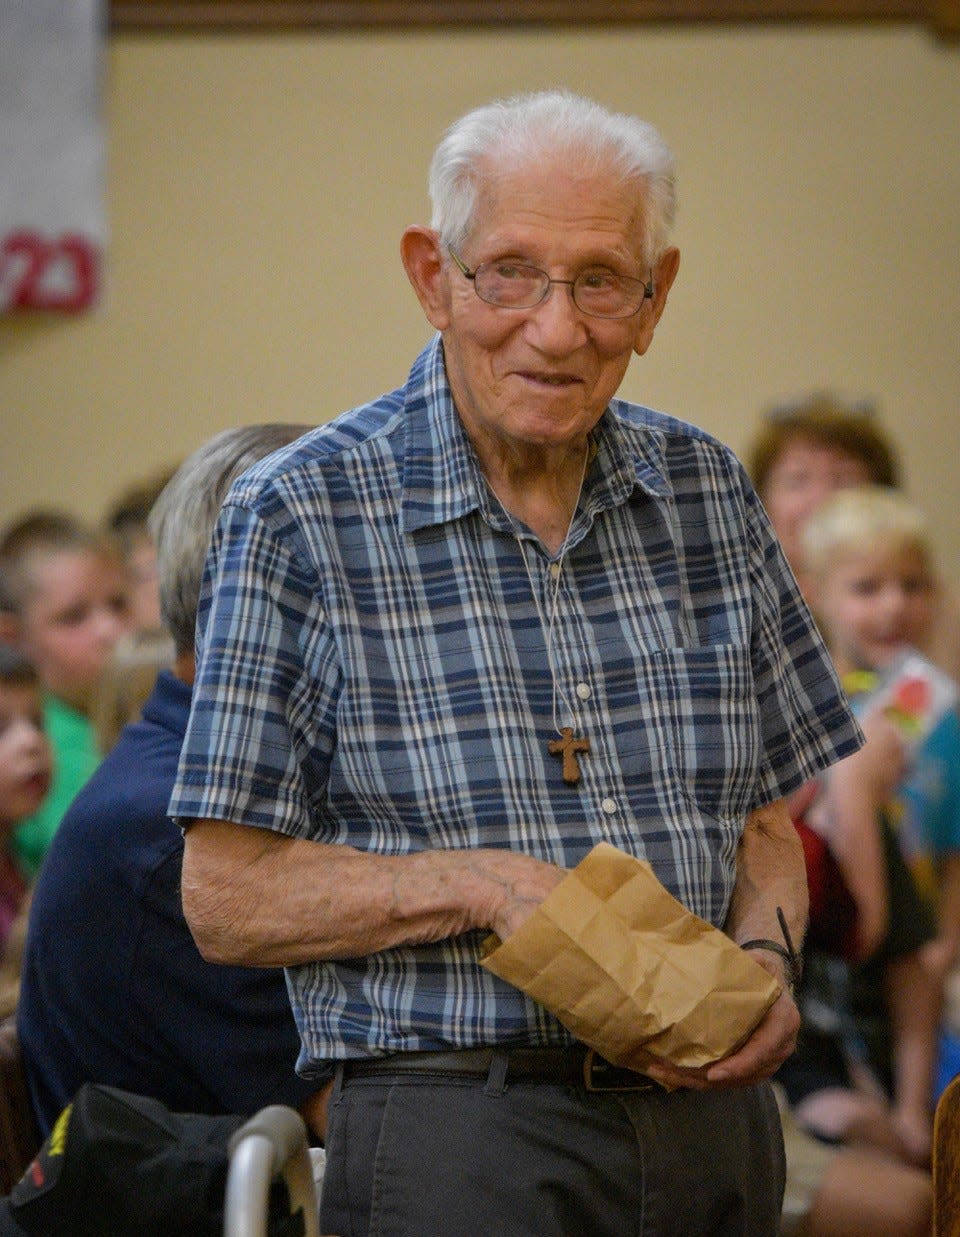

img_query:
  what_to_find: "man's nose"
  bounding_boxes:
[525,281,588,350]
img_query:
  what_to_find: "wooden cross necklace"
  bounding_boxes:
[514,449,591,786]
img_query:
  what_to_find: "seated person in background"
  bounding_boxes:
[779,485,960,1167]
[804,487,960,987]
[16,423,327,1141]
[778,1081,930,1237]
[95,470,179,752]
[746,391,960,682]
[0,511,130,877]
[784,785,939,1170]
[746,393,897,585]
[0,645,52,970]
[90,626,175,754]
[103,465,178,636]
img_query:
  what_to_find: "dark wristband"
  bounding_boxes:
[741,907,802,993]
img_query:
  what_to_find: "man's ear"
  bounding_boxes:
[633,246,680,358]
[400,226,452,331]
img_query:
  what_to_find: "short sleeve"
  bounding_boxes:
[169,495,339,838]
[739,469,863,805]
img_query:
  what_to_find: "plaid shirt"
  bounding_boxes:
[171,335,861,1067]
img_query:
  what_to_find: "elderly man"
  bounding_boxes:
[173,92,862,1235]
[16,424,324,1138]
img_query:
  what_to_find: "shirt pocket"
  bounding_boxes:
[617,642,761,821]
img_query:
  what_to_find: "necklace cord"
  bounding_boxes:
[513,447,590,737]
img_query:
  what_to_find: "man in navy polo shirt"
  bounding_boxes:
[16,423,322,1139]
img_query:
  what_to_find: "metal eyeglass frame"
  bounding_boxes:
[447,248,654,320]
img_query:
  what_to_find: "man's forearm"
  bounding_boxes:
[181,818,565,967]
[725,797,808,990]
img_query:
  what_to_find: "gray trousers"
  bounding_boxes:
[319,1063,784,1236]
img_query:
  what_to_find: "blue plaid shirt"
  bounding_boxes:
[171,335,861,1070]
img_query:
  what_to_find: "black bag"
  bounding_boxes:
[0,1084,302,1236]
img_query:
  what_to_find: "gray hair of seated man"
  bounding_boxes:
[149,423,308,657]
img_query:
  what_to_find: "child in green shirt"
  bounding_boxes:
[0,511,129,876]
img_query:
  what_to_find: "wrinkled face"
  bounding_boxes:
[0,682,52,827]
[18,550,131,713]
[760,437,873,571]
[814,542,936,674]
[433,157,675,458]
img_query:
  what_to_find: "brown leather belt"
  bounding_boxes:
[339,1045,661,1093]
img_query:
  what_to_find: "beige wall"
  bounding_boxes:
[2,25,959,580]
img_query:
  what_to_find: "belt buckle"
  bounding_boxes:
[582,1048,656,1093]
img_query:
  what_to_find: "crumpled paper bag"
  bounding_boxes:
[479,841,781,1071]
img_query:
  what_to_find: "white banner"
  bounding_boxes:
[0,0,106,313]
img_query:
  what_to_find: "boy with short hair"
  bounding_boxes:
[0,511,129,876]
[0,644,52,952]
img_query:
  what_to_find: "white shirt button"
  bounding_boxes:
[549,562,562,579]
[601,797,618,816]
[575,682,591,700]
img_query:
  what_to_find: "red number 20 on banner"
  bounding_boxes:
[1,230,100,312]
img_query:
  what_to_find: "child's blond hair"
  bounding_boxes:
[801,485,932,580]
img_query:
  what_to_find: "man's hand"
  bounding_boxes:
[636,988,800,1092]
[465,850,566,941]
[704,987,800,1085]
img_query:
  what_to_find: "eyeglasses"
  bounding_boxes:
[448,249,654,320]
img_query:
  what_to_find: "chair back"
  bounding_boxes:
[935,1070,960,1236]
[0,1016,42,1195]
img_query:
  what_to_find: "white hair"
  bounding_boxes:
[149,423,308,655]
[428,90,677,265]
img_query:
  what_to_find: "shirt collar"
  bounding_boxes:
[399,336,488,535]
[400,335,672,535]
[141,668,193,739]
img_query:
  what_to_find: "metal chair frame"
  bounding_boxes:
[224,1104,320,1237]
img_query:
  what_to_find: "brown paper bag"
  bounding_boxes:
[479,841,781,1071]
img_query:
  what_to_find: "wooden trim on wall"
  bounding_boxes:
[110,0,960,41]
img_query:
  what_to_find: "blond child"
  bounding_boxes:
[784,485,960,1167]
[0,511,130,876]
[804,485,960,977]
